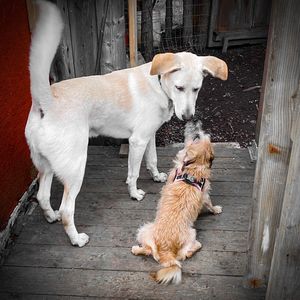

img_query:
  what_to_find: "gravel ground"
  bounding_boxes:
[156,44,266,148]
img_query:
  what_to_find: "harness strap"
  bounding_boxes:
[174,169,206,192]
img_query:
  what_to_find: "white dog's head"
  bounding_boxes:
[150,52,228,121]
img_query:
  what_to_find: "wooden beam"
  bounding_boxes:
[98,0,126,74]
[50,0,75,82]
[128,0,137,67]
[141,0,153,62]
[246,0,300,287]
[266,84,300,300]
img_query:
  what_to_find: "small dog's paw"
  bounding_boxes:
[153,172,167,183]
[131,189,145,201]
[131,245,140,255]
[72,233,90,247]
[213,205,223,214]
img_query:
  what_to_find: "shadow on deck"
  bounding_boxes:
[0,144,266,299]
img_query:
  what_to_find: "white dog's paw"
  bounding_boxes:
[44,209,60,223]
[131,189,146,201]
[72,233,90,247]
[213,205,223,215]
[54,210,61,221]
[153,172,167,183]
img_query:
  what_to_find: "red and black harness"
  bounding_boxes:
[173,161,206,192]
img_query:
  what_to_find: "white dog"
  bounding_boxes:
[25,1,228,247]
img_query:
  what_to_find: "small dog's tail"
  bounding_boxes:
[29,0,63,112]
[151,260,182,284]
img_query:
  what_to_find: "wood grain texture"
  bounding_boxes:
[0,145,264,298]
[0,267,265,300]
[98,0,126,74]
[246,0,300,286]
[67,0,98,77]
[4,244,247,276]
[50,0,76,82]
[17,223,248,251]
[266,84,300,300]
[128,0,137,67]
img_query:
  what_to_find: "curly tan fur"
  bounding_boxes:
[132,135,222,284]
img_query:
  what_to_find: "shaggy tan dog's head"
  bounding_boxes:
[175,121,214,172]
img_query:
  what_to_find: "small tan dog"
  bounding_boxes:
[131,122,222,284]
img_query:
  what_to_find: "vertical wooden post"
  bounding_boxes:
[128,0,137,67]
[50,0,75,82]
[141,0,153,62]
[246,0,300,287]
[266,84,300,299]
[98,0,126,74]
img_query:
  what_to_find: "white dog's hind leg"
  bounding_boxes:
[145,134,167,183]
[127,135,148,201]
[60,183,89,247]
[37,170,59,223]
[59,156,89,247]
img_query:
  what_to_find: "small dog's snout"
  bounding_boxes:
[182,113,193,121]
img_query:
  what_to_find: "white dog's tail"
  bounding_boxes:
[29,0,63,112]
[151,260,182,285]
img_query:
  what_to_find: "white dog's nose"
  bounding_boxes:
[182,112,193,121]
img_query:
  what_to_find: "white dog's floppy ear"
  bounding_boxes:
[200,56,228,81]
[150,53,181,75]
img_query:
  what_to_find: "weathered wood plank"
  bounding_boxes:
[0,267,265,300]
[68,179,253,197]
[141,0,153,62]
[4,244,246,276]
[83,165,255,182]
[67,0,98,77]
[266,85,300,300]
[246,0,300,286]
[86,156,255,170]
[17,223,248,252]
[98,0,126,75]
[0,143,264,299]
[46,193,251,211]
[0,295,96,300]
[48,179,253,199]
[27,206,250,231]
[50,0,75,81]
[128,0,138,67]
[87,144,249,158]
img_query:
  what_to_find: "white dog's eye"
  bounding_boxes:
[175,86,185,92]
[193,88,200,93]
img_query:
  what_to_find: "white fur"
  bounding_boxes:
[25,1,226,246]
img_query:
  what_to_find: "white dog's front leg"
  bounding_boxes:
[127,136,148,201]
[145,134,167,183]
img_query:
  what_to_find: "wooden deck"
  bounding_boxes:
[0,144,266,299]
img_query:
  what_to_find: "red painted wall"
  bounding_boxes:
[0,0,33,230]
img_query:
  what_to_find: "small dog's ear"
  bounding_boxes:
[199,56,228,81]
[150,53,181,75]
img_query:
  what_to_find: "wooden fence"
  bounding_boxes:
[50,0,126,82]
[246,0,300,298]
